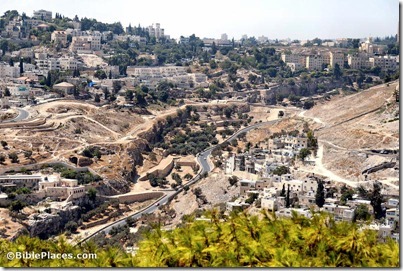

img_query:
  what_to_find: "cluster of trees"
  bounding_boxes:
[147,174,168,188]
[133,210,398,267]
[163,127,216,156]
[272,166,290,176]
[60,169,102,185]
[0,210,398,267]
[81,146,102,159]
[80,18,124,35]
[151,106,218,156]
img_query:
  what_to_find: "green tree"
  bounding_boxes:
[298,148,311,161]
[211,42,217,54]
[9,200,26,212]
[272,166,290,176]
[228,176,239,186]
[24,150,32,159]
[112,81,122,93]
[94,93,101,103]
[285,184,290,208]
[315,180,325,207]
[94,69,107,79]
[8,152,19,163]
[209,60,217,69]
[65,221,78,233]
[125,90,134,101]
[19,58,23,74]
[280,184,286,197]
[4,88,11,96]
[88,187,97,201]
[333,63,342,79]
[370,182,384,219]
[184,173,193,180]
[307,130,318,149]
[354,204,371,221]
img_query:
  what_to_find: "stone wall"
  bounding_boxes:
[104,191,164,204]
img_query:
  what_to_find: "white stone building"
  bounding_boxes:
[33,10,52,21]
[59,57,78,71]
[51,31,68,47]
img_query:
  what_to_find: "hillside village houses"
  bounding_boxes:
[224,132,399,241]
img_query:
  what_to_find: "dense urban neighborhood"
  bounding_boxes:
[0,7,399,268]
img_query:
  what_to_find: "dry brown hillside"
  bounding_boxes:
[302,81,399,190]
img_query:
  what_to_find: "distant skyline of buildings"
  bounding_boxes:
[0,0,398,40]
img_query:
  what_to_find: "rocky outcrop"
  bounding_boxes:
[27,205,81,238]
[77,156,93,167]
[96,179,131,196]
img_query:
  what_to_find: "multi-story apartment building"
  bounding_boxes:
[0,62,20,78]
[286,62,303,72]
[281,53,302,64]
[369,55,397,70]
[329,51,344,68]
[147,23,165,39]
[59,57,78,71]
[321,51,331,66]
[51,31,68,47]
[33,10,52,21]
[35,58,60,72]
[281,53,307,71]
[347,54,363,69]
[306,55,324,70]
[23,19,42,29]
[70,36,101,52]
[65,28,83,37]
[47,58,60,71]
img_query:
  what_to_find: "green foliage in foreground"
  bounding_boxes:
[0,211,399,267]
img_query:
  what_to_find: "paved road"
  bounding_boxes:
[2,108,29,123]
[78,120,277,244]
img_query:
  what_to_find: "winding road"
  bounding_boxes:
[77,120,276,244]
[2,108,29,123]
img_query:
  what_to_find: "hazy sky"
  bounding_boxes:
[1,0,399,40]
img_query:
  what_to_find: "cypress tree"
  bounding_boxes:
[280,184,286,197]
[19,58,23,74]
[315,180,325,208]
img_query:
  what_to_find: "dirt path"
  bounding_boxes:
[299,144,360,188]
[298,109,361,187]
